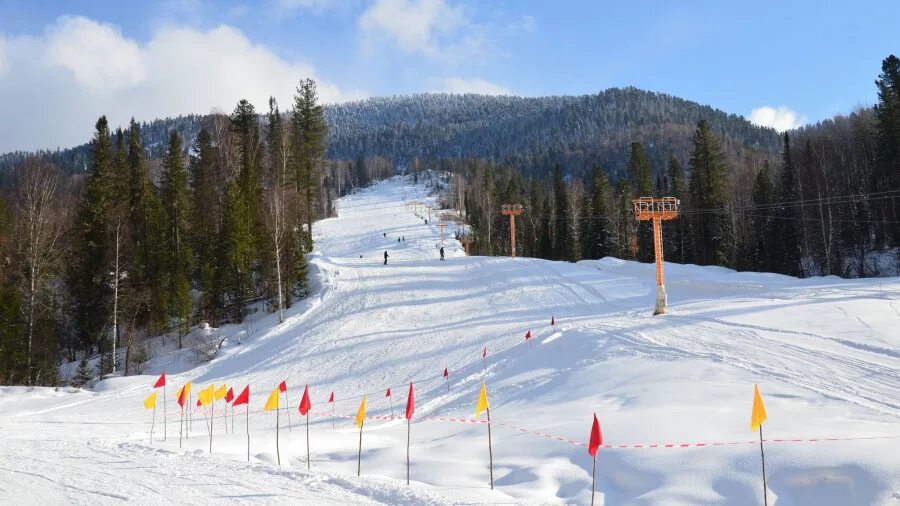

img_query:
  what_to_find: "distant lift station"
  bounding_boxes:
[632,197,680,315]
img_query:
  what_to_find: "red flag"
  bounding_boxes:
[328,392,334,403]
[233,385,250,407]
[482,346,487,358]
[588,413,603,457]
[196,399,202,407]
[551,316,555,326]
[405,383,415,420]
[385,387,392,397]
[525,330,532,340]
[153,372,166,388]
[278,380,287,393]
[299,385,311,415]
[225,387,234,403]
[443,368,448,378]
[177,388,186,407]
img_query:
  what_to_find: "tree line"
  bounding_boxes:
[0,79,340,386]
[446,56,900,279]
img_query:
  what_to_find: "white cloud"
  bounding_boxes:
[441,77,510,95]
[749,106,807,132]
[0,16,365,153]
[359,0,464,57]
[45,16,146,90]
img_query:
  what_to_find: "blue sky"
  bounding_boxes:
[0,0,897,152]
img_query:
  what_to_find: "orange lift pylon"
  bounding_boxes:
[501,204,524,258]
[632,197,680,315]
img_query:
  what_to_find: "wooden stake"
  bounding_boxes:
[357,419,364,476]
[486,406,494,490]
[163,384,167,441]
[591,454,597,506]
[187,391,191,438]
[759,425,768,506]
[179,405,183,449]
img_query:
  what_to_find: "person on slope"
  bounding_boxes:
[383,232,386,238]
[440,246,445,261]
[384,250,389,265]
[398,237,401,243]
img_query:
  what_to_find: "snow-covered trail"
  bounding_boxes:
[2,177,898,505]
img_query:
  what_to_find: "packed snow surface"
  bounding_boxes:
[2,177,898,505]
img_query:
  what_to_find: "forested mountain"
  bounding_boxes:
[0,87,782,182]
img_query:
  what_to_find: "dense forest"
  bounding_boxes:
[0,79,399,386]
[446,56,899,281]
[0,87,783,182]
[0,57,898,387]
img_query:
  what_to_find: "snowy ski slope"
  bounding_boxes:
[1,176,898,505]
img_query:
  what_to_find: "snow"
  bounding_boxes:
[2,176,898,505]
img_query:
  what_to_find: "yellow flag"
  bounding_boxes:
[144,391,157,410]
[214,384,227,401]
[182,381,192,398]
[751,384,768,431]
[355,395,367,428]
[475,382,489,418]
[264,388,280,412]
[198,385,215,406]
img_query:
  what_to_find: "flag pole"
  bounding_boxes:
[591,454,597,506]
[276,403,281,465]
[187,390,191,438]
[759,425,768,506]
[331,400,335,429]
[389,395,394,417]
[150,402,156,445]
[357,418,364,476]
[163,383,167,441]
[246,403,250,462]
[305,412,310,470]
[209,399,214,453]
[486,405,494,490]
[223,400,227,435]
[179,404,184,449]
[406,418,411,485]
[285,390,292,432]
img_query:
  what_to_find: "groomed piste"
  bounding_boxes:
[1,176,898,505]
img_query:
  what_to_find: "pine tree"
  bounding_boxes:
[222,182,253,321]
[71,116,113,354]
[128,120,167,333]
[551,164,574,261]
[772,133,803,276]
[687,120,730,266]
[874,55,900,246]
[750,161,775,271]
[581,164,613,259]
[190,128,223,324]
[292,78,328,250]
[161,131,192,342]
[665,156,688,264]
[71,354,92,388]
[613,177,636,259]
[231,99,263,258]
[626,143,654,262]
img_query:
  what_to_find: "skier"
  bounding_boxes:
[402,236,405,242]
[440,246,445,261]
[398,237,401,243]
[384,250,389,265]
[383,232,386,238]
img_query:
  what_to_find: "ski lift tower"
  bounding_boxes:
[632,197,680,315]
[501,204,524,258]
